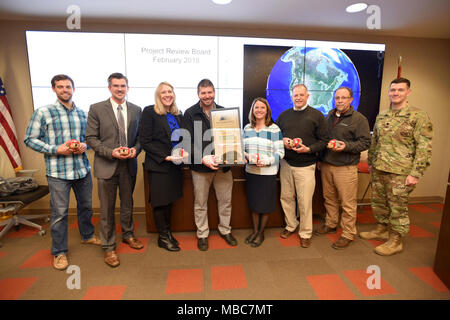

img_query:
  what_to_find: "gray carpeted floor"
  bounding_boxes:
[0,204,449,301]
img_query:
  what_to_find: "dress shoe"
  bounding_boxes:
[245,233,257,244]
[104,251,120,268]
[331,237,353,250]
[81,235,102,245]
[219,232,238,246]
[251,233,264,247]
[300,237,311,248]
[122,237,144,250]
[314,224,337,236]
[53,254,68,271]
[198,237,208,251]
[280,229,294,239]
[158,235,180,252]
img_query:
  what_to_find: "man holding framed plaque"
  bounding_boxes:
[183,79,238,251]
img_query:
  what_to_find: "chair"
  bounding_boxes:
[0,185,49,246]
[357,161,371,206]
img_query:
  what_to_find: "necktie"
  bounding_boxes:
[117,105,127,146]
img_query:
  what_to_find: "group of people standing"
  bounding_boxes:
[24,72,432,270]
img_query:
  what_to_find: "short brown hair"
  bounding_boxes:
[51,74,74,88]
[108,72,128,86]
[248,97,273,128]
[197,79,215,93]
[390,77,410,88]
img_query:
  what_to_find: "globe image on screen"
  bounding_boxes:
[266,47,361,120]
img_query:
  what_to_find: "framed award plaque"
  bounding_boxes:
[210,107,245,166]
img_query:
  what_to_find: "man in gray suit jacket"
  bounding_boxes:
[86,73,143,268]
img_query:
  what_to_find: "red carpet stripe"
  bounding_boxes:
[277,233,300,247]
[0,277,38,299]
[165,269,203,294]
[344,269,397,296]
[82,285,127,300]
[211,265,248,291]
[409,204,436,214]
[409,225,434,238]
[19,249,52,269]
[6,225,43,238]
[176,234,199,251]
[409,267,449,292]
[306,274,355,300]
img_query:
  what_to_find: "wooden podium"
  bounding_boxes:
[143,164,325,233]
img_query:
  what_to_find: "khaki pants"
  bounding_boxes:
[280,160,315,239]
[191,170,233,238]
[321,163,358,240]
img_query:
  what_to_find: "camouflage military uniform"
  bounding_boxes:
[368,105,433,236]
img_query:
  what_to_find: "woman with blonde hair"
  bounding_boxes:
[139,82,184,251]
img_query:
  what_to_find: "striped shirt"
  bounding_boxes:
[24,100,90,180]
[243,123,284,175]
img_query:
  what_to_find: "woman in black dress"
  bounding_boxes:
[139,82,184,251]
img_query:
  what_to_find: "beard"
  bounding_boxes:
[57,94,72,104]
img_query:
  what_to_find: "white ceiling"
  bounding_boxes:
[0,0,449,39]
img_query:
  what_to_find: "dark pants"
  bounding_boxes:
[97,161,135,252]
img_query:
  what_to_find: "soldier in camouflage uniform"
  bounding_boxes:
[360,77,433,256]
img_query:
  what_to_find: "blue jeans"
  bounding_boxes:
[47,173,95,256]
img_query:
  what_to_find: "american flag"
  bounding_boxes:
[0,77,22,172]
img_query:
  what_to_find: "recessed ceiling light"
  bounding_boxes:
[212,0,232,5]
[346,3,368,13]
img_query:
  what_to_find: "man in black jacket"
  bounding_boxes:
[314,86,370,249]
[183,79,237,251]
[276,84,329,248]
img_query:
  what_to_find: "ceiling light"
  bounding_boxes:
[212,0,232,4]
[346,3,368,13]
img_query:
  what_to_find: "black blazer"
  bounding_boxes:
[139,105,183,173]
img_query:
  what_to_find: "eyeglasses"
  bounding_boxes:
[334,96,351,100]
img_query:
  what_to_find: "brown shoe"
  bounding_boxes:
[122,237,144,250]
[314,224,337,236]
[280,229,294,239]
[104,251,120,268]
[53,254,69,270]
[300,237,311,248]
[332,237,353,250]
[81,235,101,245]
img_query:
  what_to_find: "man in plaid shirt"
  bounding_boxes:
[24,74,101,271]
